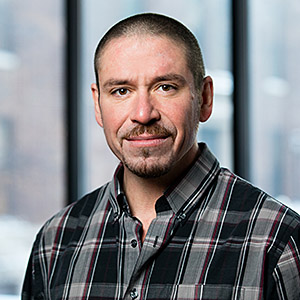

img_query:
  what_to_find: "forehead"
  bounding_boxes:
[97,34,188,73]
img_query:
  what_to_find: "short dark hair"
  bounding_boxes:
[94,13,205,95]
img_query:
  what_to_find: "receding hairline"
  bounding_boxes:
[95,32,190,71]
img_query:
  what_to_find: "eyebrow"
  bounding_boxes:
[103,79,131,90]
[150,74,187,86]
[102,73,188,90]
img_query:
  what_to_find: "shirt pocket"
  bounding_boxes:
[176,284,260,300]
[176,284,232,300]
[240,287,262,299]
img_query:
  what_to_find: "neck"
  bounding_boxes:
[123,172,167,214]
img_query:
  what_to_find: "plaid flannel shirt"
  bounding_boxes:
[22,143,300,300]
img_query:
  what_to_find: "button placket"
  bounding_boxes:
[121,213,142,291]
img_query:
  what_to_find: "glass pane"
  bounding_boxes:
[0,0,65,296]
[249,1,300,212]
[80,0,233,196]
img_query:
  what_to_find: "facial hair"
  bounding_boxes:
[121,124,176,178]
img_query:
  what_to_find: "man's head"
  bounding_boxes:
[94,13,206,97]
[91,13,213,179]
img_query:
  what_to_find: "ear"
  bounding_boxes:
[91,83,103,127]
[199,76,214,122]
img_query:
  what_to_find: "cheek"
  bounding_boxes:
[101,104,121,129]
[171,102,199,131]
[101,109,121,140]
[101,107,133,150]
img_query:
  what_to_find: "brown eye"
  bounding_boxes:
[158,84,176,92]
[161,84,172,91]
[118,88,128,95]
[112,88,129,97]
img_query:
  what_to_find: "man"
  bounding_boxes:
[22,13,300,300]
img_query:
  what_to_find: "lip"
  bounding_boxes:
[124,134,170,147]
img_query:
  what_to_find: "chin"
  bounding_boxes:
[124,157,174,178]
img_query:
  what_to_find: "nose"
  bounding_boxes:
[130,91,160,124]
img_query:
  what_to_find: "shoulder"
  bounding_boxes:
[34,183,112,249]
[219,167,300,245]
[24,184,113,297]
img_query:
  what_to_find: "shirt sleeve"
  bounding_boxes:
[272,224,300,300]
[21,234,46,300]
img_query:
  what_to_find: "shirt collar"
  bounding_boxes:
[164,143,220,216]
[108,143,220,218]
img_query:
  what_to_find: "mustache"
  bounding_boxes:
[122,124,173,140]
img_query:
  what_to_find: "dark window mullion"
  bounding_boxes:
[232,0,250,180]
[66,0,82,204]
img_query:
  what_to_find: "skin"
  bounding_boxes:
[91,34,213,241]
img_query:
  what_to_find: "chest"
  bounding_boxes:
[47,209,268,300]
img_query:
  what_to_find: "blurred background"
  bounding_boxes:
[0,0,300,297]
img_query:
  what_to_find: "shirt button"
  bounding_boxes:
[131,239,137,248]
[130,288,138,299]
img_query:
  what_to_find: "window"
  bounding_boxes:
[5,0,300,297]
[249,0,300,212]
[0,0,65,296]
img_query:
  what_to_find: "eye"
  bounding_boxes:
[158,84,176,92]
[112,88,129,97]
